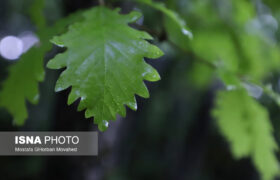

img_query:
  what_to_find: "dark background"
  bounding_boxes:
[0,0,279,179]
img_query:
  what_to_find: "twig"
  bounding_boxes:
[99,0,105,6]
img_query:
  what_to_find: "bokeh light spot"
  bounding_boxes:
[0,36,23,60]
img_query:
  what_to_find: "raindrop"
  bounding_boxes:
[242,82,263,99]
[55,87,63,92]
[127,101,137,110]
[102,120,109,128]
[226,85,236,91]
[182,28,193,39]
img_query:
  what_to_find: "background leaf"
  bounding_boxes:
[0,11,82,125]
[136,0,192,41]
[212,89,279,180]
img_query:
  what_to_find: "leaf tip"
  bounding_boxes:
[97,120,109,132]
[182,28,193,39]
[50,36,65,47]
[128,11,142,22]
[127,99,137,111]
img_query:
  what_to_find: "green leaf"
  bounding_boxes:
[232,0,255,25]
[0,12,82,125]
[136,0,192,39]
[0,0,48,125]
[212,89,279,180]
[47,7,163,131]
[188,62,213,88]
[28,0,46,29]
[191,30,239,73]
[0,46,48,125]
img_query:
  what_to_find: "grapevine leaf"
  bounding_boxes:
[0,12,82,125]
[212,90,279,180]
[47,7,163,131]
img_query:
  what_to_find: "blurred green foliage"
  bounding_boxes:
[213,89,278,180]
[1,0,280,179]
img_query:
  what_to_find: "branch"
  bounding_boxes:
[99,0,105,6]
